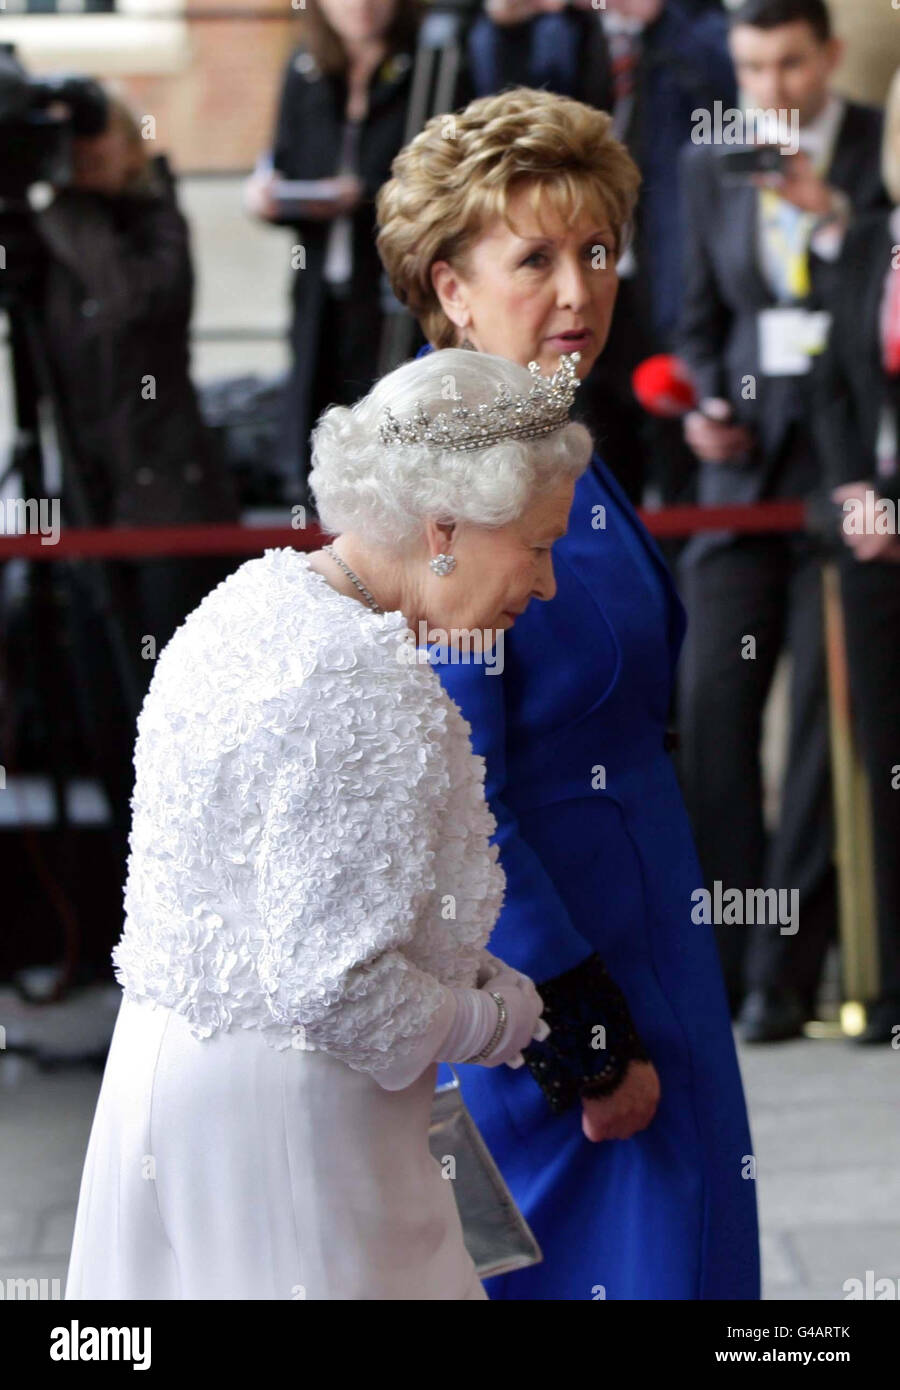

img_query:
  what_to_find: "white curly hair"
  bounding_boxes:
[309,349,593,547]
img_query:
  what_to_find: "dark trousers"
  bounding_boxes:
[839,553,900,1006]
[293,288,385,515]
[677,533,837,1010]
[64,555,238,900]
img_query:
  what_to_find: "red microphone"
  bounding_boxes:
[631,354,698,419]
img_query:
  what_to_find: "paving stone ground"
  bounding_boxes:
[0,984,896,1301]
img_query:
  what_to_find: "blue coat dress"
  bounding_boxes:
[430,435,760,1299]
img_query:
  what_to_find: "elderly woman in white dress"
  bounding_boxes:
[64,347,591,1301]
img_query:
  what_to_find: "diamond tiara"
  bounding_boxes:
[378,351,582,453]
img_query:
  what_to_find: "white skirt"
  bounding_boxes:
[65,992,488,1301]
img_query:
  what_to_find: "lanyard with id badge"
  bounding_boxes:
[757,147,834,377]
[758,305,832,376]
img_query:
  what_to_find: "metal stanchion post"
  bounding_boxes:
[821,560,880,1034]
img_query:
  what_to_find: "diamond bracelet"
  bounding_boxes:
[462,991,508,1064]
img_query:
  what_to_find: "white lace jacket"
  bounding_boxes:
[112,547,506,1079]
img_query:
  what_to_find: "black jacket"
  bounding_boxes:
[676,100,888,550]
[812,208,900,503]
[269,45,421,488]
[813,211,900,506]
[37,155,239,528]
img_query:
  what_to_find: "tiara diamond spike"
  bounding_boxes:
[379,351,582,452]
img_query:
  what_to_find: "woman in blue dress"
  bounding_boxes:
[375,86,760,1299]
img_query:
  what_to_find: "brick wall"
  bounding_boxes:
[119,3,298,173]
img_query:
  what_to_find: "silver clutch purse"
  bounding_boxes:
[429,1066,542,1281]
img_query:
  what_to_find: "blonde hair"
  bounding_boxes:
[376,87,641,349]
[883,67,900,205]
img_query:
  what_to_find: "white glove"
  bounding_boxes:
[477,969,547,1068]
[437,966,548,1071]
[474,955,551,1060]
[374,967,551,1092]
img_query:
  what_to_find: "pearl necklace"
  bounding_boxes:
[321,544,385,614]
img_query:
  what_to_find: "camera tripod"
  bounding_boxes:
[0,195,145,1010]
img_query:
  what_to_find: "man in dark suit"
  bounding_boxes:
[674,0,889,1038]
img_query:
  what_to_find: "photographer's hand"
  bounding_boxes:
[753,151,836,218]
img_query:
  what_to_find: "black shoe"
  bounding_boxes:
[738,988,806,1043]
[853,1000,900,1045]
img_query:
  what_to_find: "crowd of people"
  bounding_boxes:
[20,7,897,1019]
[243,0,900,1047]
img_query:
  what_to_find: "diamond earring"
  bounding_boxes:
[430,553,457,577]
[459,336,476,351]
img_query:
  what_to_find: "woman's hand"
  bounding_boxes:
[244,172,363,223]
[581,1059,661,1141]
[296,175,365,221]
[243,167,281,221]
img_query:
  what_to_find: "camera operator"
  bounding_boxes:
[35,90,240,881]
[37,92,239,557]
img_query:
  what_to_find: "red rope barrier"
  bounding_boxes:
[639,499,805,538]
[0,500,807,560]
[0,523,326,561]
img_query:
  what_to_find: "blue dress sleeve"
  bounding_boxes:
[436,656,650,1114]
